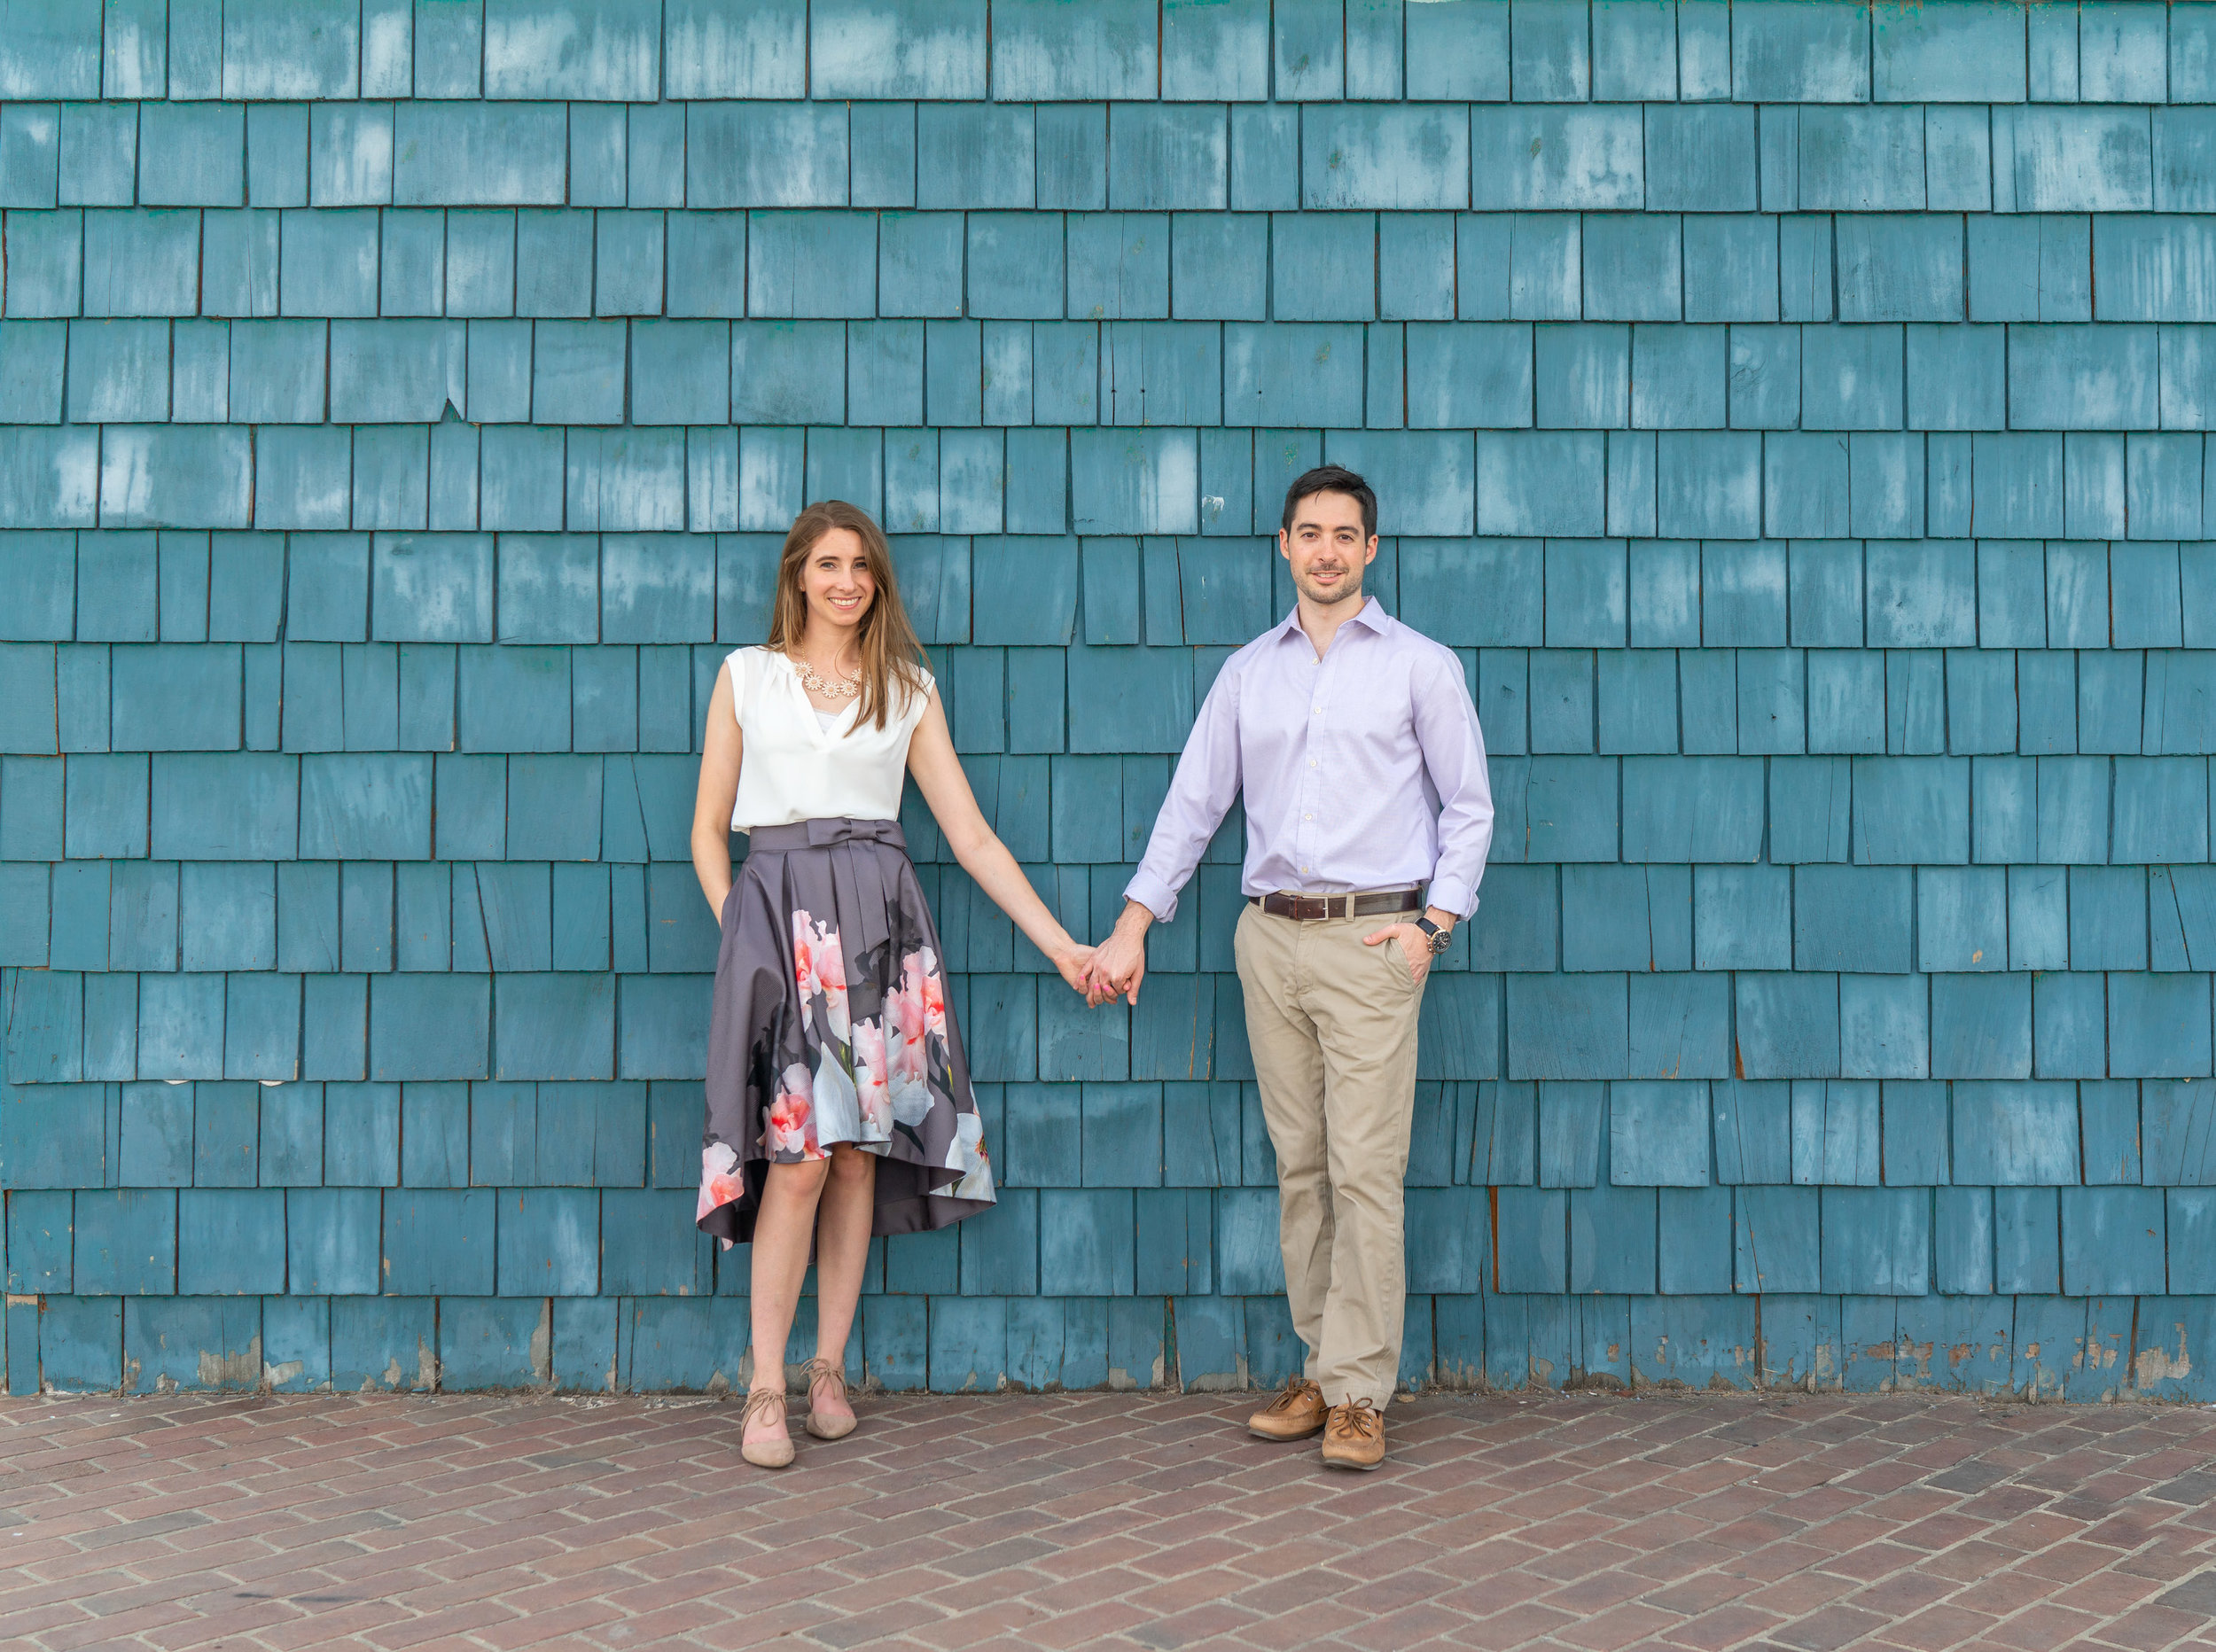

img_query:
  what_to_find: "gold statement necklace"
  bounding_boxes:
[792,650,864,701]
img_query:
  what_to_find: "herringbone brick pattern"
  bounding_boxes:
[2,1391,2212,1650]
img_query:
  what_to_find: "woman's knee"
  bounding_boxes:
[767,1155,832,1195]
[827,1144,876,1183]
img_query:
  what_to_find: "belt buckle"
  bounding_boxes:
[1298,893,1329,921]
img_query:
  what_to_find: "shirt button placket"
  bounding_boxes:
[1305,650,1330,884]
[1301,657,1320,879]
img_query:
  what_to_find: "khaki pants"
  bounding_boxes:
[1233,900,1425,1408]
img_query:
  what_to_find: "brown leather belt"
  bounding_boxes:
[1249,889,1423,921]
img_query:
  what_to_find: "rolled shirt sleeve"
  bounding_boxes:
[1412,648,1494,920]
[1123,664,1244,923]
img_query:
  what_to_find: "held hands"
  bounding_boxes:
[1049,943,1099,999]
[1080,900,1153,1006]
[1046,900,1151,1008]
[1046,903,1151,1007]
[1080,926,1146,1007]
[1049,940,1137,1007]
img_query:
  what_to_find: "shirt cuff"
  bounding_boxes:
[1122,869,1181,924]
[1426,877,1478,922]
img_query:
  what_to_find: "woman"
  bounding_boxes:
[691,499,1097,1469]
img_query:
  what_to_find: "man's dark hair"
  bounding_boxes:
[1280,465,1377,540]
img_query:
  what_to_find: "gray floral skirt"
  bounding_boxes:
[696,816,996,1247]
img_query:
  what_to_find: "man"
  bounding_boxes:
[1085,465,1494,1471]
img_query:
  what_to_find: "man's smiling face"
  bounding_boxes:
[1279,488,1379,608]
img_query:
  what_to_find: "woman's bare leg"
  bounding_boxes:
[746,1157,831,1445]
[808,1146,877,1425]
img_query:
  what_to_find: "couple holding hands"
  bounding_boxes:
[689,467,1495,1472]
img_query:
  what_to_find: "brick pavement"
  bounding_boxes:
[1,1390,2212,1651]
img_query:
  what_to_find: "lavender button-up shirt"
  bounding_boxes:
[1124,597,1495,924]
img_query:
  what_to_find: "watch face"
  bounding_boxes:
[1428,928,1452,955]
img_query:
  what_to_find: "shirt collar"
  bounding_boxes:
[1273,595,1389,643]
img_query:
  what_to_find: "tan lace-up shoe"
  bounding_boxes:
[1247,1375,1328,1440]
[1320,1398,1386,1470]
[802,1356,856,1441]
[737,1387,794,1469]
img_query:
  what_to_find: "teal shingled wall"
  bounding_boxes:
[3,0,2215,1400]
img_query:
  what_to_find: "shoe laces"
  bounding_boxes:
[1267,1375,1321,1412]
[1327,1398,1382,1441]
[803,1356,848,1406]
[739,1386,786,1433]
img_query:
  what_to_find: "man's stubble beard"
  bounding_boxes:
[1298,570,1363,609]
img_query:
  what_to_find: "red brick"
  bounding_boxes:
[1654,1604,1787,1650]
[2,1389,2212,1652]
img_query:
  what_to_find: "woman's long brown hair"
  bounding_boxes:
[765,500,928,732]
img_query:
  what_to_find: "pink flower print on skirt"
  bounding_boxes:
[697,1141,747,1224]
[764,1064,821,1159]
[698,816,996,1247]
[851,1016,895,1138]
[792,910,851,1042]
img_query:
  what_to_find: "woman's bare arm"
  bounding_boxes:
[691,663,743,916]
[905,687,1093,992]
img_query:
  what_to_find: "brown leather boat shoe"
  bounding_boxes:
[1320,1398,1386,1470]
[1247,1375,1328,1440]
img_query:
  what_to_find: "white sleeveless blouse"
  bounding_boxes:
[727,646,935,830]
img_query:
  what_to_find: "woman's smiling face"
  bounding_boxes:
[801,526,875,632]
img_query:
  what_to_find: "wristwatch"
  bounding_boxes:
[1414,915,1453,955]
